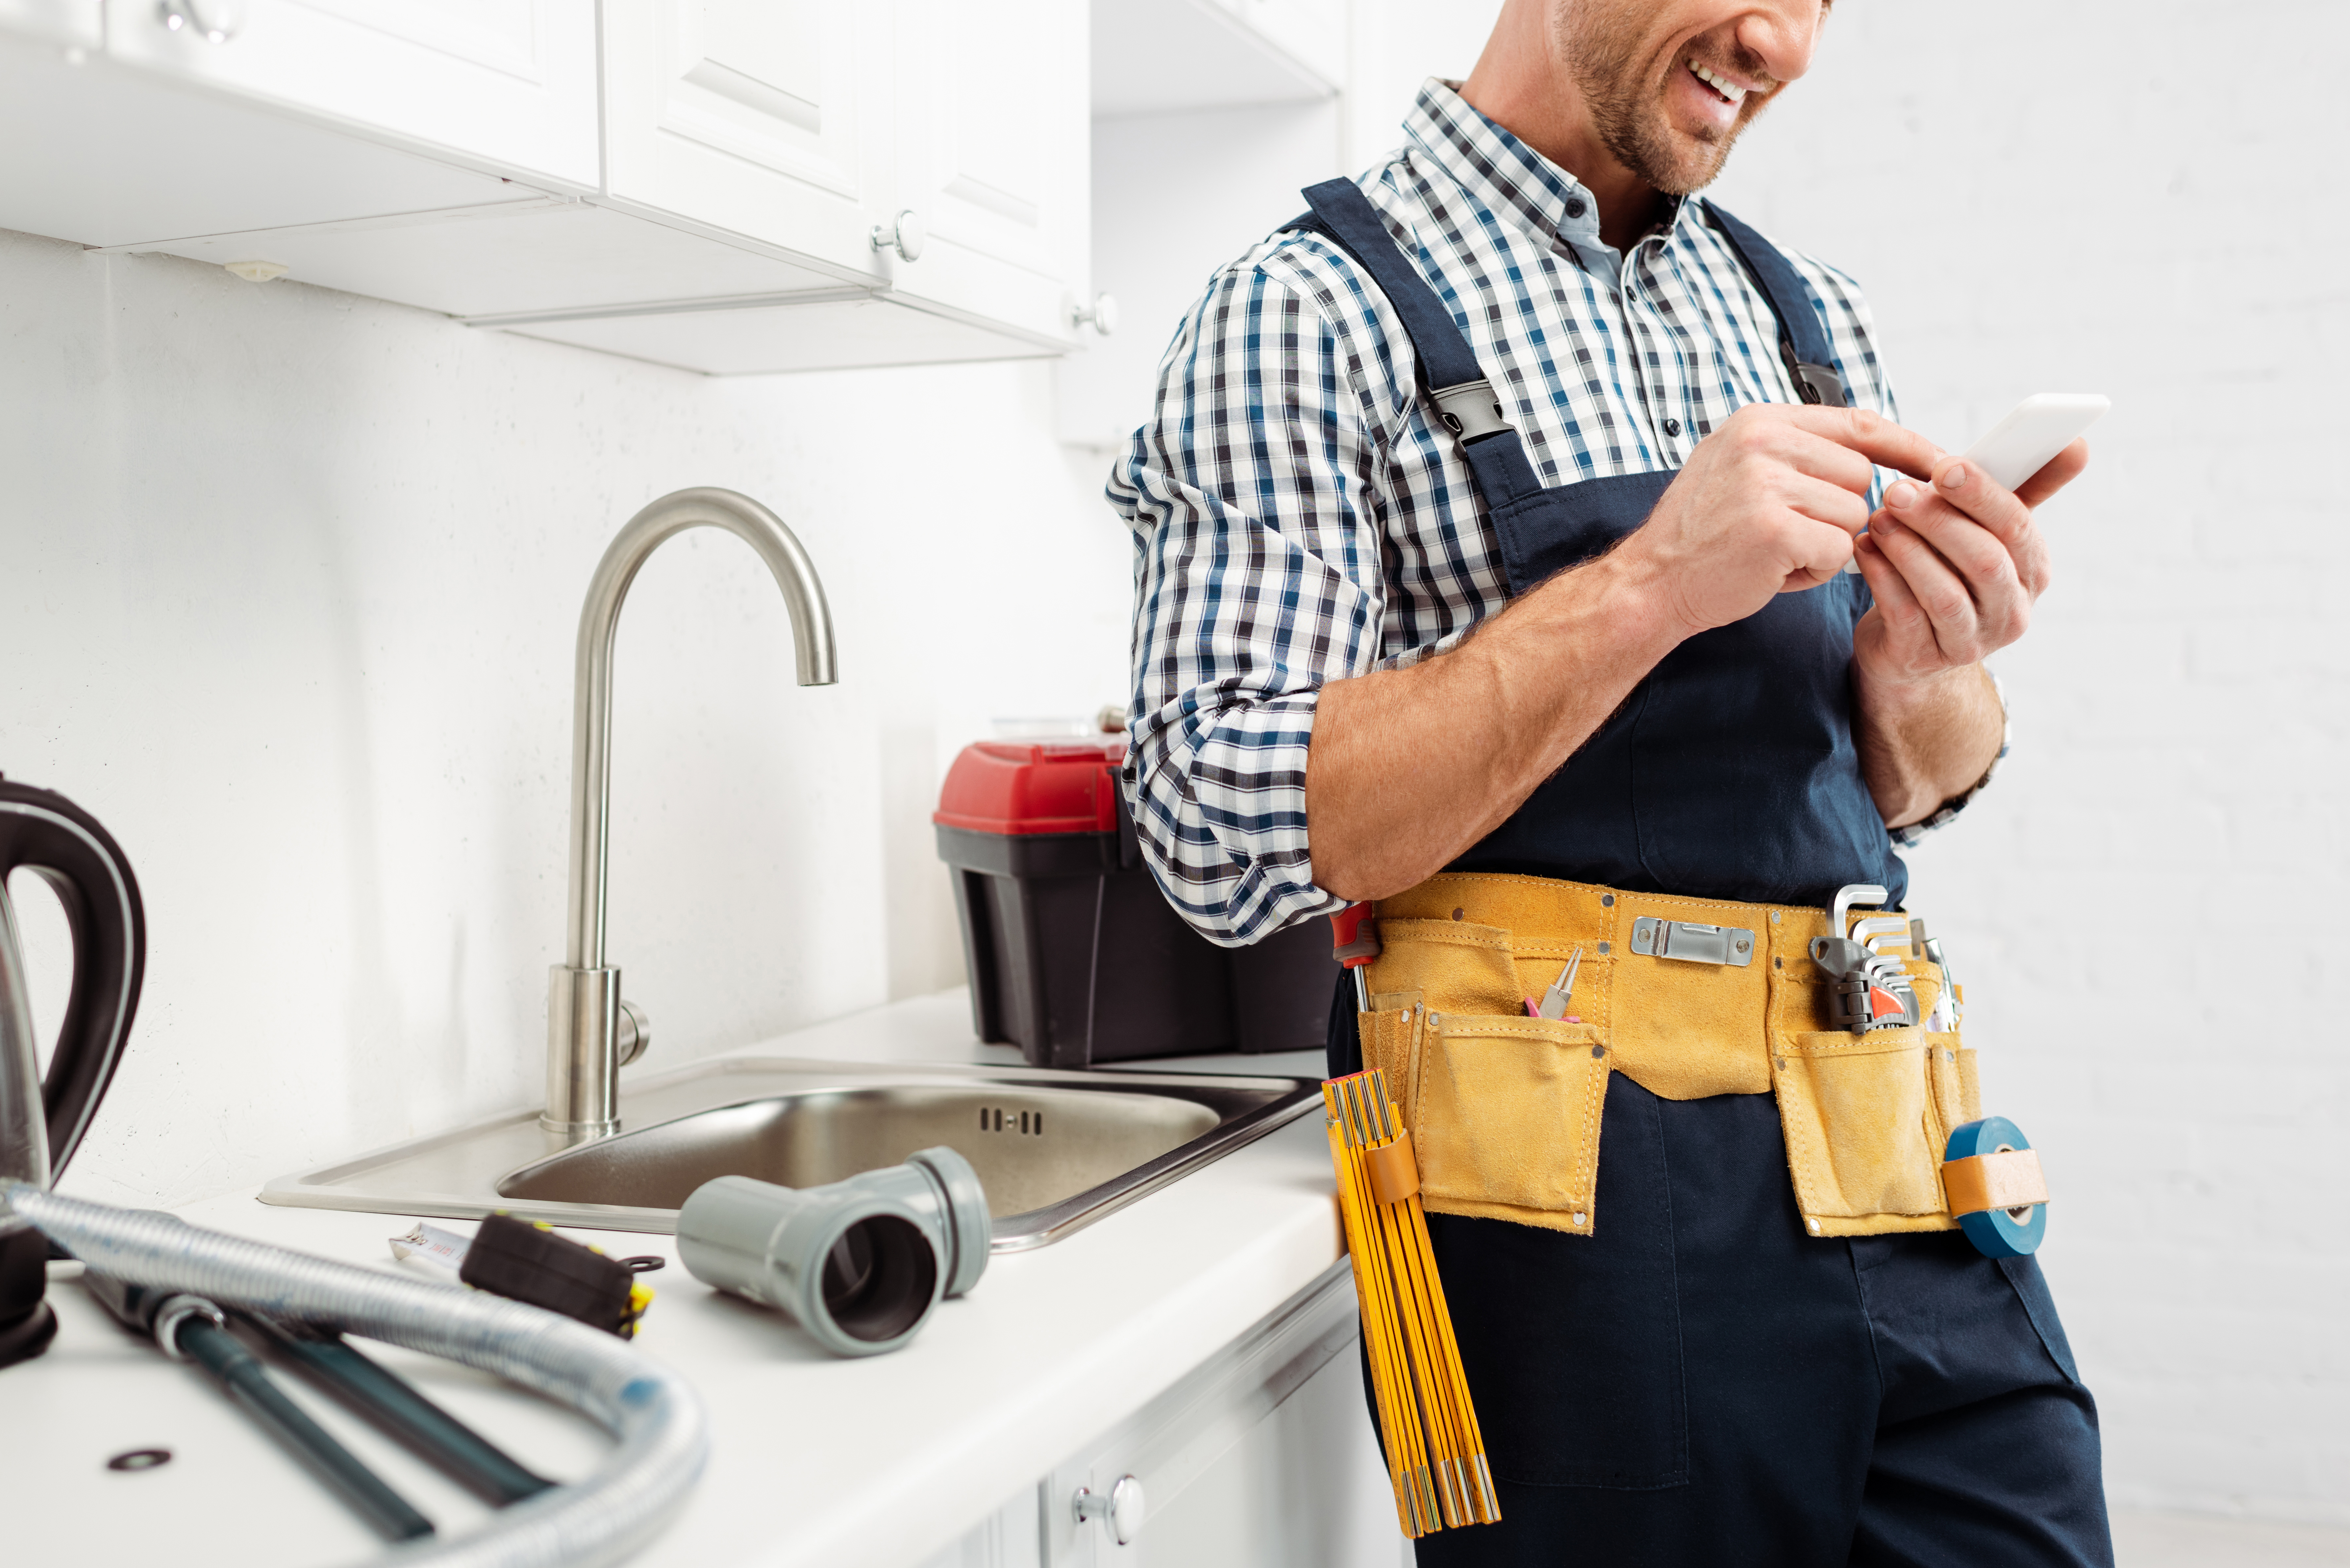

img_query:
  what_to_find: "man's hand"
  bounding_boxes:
[1850,441,2083,682]
[1616,403,1943,634]
[1848,439,2090,825]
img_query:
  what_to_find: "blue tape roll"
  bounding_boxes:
[1944,1115,2046,1258]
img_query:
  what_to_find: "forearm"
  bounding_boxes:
[1851,661,2004,829]
[1306,551,1687,900]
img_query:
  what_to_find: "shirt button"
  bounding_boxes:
[1664,418,1683,436]
[1565,198,1587,219]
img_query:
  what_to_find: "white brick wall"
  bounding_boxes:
[1703,0,2349,1528]
[1343,0,2348,1528]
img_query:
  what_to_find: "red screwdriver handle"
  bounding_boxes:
[1330,902,1381,967]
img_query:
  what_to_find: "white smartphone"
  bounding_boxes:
[1849,392,2108,572]
[1959,392,2109,491]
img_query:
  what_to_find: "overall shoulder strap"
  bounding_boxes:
[1700,201,1850,408]
[1291,179,1516,446]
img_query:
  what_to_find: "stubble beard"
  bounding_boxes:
[1557,0,1766,196]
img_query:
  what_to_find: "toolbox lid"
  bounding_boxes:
[935,740,1125,836]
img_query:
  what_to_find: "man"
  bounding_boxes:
[1109,0,2112,1563]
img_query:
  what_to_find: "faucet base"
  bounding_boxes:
[539,1115,622,1140]
[546,965,625,1134]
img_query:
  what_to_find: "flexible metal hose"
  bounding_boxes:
[3,1182,707,1567]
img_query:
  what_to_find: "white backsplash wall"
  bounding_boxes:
[0,226,1129,1208]
[1708,1,2345,1529]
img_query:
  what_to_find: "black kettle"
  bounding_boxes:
[0,776,146,1367]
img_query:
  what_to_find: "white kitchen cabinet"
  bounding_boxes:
[600,0,892,285]
[884,0,1091,347]
[0,0,1094,376]
[1091,0,1342,117]
[0,0,95,46]
[1217,0,1347,93]
[913,1261,1399,1568]
[102,0,600,190]
[591,0,1088,367]
[0,29,551,253]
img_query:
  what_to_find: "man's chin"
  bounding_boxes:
[1637,124,1737,196]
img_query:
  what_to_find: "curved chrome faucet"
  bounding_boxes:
[545,488,838,1137]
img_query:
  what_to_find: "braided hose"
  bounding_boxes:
[3,1182,707,1568]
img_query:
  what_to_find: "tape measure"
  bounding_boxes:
[1941,1116,2048,1258]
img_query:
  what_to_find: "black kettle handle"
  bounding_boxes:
[0,780,145,1179]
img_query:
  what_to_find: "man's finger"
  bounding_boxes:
[2014,437,2090,510]
[1784,514,1860,585]
[1921,458,2032,543]
[1783,473,1872,534]
[1867,514,1980,660]
[1881,481,2024,589]
[1777,429,1881,495]
[1852,529,1928,635]
[1778,404,1944,481]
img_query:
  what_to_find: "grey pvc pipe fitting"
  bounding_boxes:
[676,1145,990,1358]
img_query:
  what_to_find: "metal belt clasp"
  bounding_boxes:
[1630,918,1755,967]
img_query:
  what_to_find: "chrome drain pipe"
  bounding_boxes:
[4,1183,706,1568]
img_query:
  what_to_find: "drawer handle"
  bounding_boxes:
[1071,292,1120,336]
[1073,1473,1145,1546]
[870,209,926,264]
[159,0,245,43]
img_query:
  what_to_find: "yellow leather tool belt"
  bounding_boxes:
[1357,872,1978,1241]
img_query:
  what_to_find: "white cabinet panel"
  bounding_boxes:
[1091,0,1340,118]
[1217,0,1347,90]
[0,34,541,250]
[1043,1262,1394,1566]
[888,0,1088,343]
[503,292,1062,376]
[136,202,847,320]
[602,0,888,282]
[101,0,598,188]
[0,0,97,46]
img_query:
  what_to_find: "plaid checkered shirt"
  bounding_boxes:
[1107,79,2006,946]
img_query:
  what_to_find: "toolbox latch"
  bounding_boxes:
[1629,918,1754,967]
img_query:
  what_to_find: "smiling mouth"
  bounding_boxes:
[1688,60,1759,108]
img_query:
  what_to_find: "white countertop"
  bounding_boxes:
[3,993,1345,1568]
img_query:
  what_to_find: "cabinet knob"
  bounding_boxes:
[870,209,925,264]
[157,0,246,42]
[1071,292,1120,337]
[1073,1474,1145,1546]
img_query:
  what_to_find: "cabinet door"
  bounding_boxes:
[601,0,890,283]
[885,0,1087,346]
[1045,1262,1393,1565]
[0,0,98,46]
[1216,0,1347,90]
[102,0,598,189]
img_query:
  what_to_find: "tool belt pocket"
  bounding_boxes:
[1927,1031,1980,1144]
[1410,1013,1609,1236]
[1771,1027,1960,1232]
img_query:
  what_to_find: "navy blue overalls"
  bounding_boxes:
[1298,179,2113,1567]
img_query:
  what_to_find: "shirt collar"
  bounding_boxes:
[1403,78,1690,276]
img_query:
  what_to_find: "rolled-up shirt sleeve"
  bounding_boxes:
[1107,252,1393,947]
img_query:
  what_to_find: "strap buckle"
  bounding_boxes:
[1428,379,1512,442]
[1629,918,1755,967]
[1780,341,1849,408]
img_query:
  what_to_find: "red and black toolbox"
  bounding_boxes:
[933,739,1336,1068]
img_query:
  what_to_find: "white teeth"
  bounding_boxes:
[1691,61,1746,103]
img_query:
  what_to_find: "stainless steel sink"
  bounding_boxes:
[262,1056,1320,1252]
